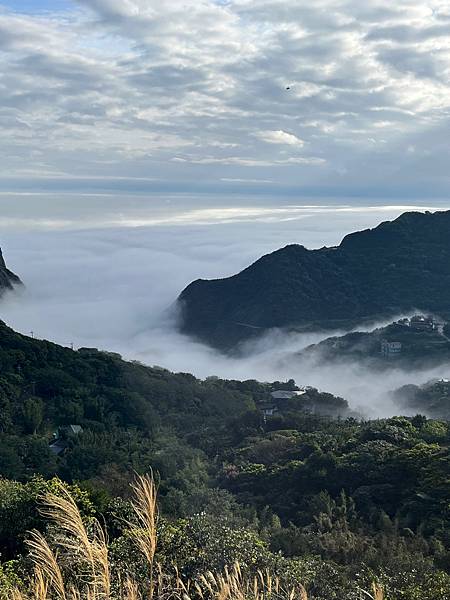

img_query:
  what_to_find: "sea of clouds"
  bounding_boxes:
[1,196,450,417]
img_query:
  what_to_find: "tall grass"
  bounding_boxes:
[10,473,383,600]
[360,583,385,600]
[194,564,308,600]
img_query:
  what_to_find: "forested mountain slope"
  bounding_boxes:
[299,317,450,372]
[0,321,450,598]
[177,211,450,349]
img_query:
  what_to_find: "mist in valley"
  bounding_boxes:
[1,198,450,419]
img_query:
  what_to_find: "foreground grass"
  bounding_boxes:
[9,474,383,600]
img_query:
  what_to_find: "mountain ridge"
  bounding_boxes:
[177,210,450,350]
[0,247,22,295]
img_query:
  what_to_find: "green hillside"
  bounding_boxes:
[0,321,449,598]
[299,317,450,374]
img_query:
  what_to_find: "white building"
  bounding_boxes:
[381,340,402,357]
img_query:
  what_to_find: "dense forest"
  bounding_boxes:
[0,320,449,598]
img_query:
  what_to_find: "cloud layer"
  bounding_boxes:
[0,0,449,197]
[2,203,450,417]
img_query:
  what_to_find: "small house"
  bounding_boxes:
[49,440,67,456]
[68,424,83,435]
[381,340,402,358]
[410,315,435,331]
[49,424,83,455]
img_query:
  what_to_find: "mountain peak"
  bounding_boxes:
[177,210,450,350]
[0,247,22,296]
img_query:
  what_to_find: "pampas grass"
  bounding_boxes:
[26,532,66,600]
[194,564,308,600]
[359,583,385,600]
[371,583,384,600]
[27,486,110,599]
[9,471,381,600]
[129,473,158,599]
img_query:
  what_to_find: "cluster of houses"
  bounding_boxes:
[381,315,446,358]
[398,315,443,332]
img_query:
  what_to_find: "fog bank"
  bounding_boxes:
[1,199,450,417]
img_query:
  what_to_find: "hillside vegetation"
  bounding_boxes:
[299,317,450,374]
[0,321,449,598]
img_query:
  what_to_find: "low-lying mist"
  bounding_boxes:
[2,200,450,419]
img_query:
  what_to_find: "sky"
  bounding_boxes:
[0,0,450,414]
[0,0,449,199]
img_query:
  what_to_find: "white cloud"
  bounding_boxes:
[171,155,323,166]
[220,177,274,183]
[0,0,448,195]
[2,202,450,417]
[256,130,305,146]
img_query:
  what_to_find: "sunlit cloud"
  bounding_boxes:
[0,0,448,196]
[0,196,443,230]
[255,130,305,147]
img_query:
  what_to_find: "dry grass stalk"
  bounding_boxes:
[128,472,159,599]
[123,579,140,600]
[39,488,110,599]
[11,473,311,600]
[33,568,49,600]
[371,583,384,600]
[26,531,66,600]
[10,589,27,600]
[197,563,307,600]
[68,587,82,600]
[359,584,384,600]
[129,473,159,566]
[298,584,308,600]
[20,488,110,600]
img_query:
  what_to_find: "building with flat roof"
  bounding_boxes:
[410,315,436,331]
[381,340,402,358]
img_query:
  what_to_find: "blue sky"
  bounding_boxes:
[0,0,449,202]
[0,1,72,11]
